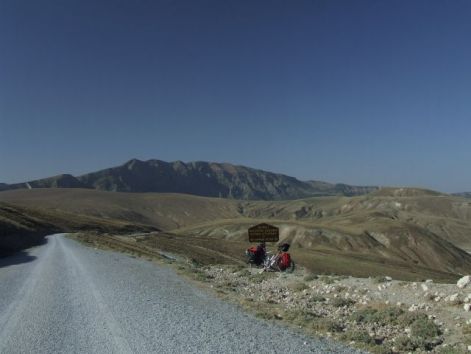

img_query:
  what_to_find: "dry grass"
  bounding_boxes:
[2,188,471,281]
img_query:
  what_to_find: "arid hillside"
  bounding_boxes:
[0,200,155,255]
[1,187,471,281]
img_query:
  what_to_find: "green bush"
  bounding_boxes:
[410,317,441,339]
[351,306,405,326]
[394,335,422,352]
[341,330,374,344]
[351,307,378,323]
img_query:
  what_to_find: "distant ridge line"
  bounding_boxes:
[1,158,380,200]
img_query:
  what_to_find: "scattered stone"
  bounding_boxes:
[421,284,429,292]
[464,303,471,312]
[408,304,419,312]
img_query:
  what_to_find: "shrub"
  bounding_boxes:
[311,318,344,333]
[288,282,309,292]
[398,311,428,326]
[373,276,388,283]
[435,346,468,354]
[410,316,441,339]
[309,295,326,303]
[250,272,276,283]
[319,275,335,284]
[284,310,320,325]
[341,330,374,344]
[304,274,318,282]
[394,335,422,352]
[351,307,379,323]
[331,298,355,307]
[462,324,471,335]
[351,306,404,326]
[374,306,404,325]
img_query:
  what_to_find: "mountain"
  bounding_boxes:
[306,180,378,197]
[4,159,379,200]
[453,192,471,198]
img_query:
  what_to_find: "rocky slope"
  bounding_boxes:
[4,159,378,200]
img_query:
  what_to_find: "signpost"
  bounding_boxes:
[248,223,279,243]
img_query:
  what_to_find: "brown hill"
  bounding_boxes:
[1,188,471,280]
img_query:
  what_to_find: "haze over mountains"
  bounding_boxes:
[2,159,379,200]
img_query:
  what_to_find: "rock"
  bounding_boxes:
[457,276,471,289]
[464,303,471,312]
[385,276,392,281]
[449,293,459,302]
[425,279,433,283]
[409,304,419,312]
[421,284,429,292]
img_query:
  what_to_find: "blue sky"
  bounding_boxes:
[1,0,470,192]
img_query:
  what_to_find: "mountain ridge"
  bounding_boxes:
[3,158,380,200]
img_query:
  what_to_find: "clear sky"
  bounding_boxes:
[1,0,470,192]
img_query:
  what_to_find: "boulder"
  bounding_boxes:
[457,275,471,289]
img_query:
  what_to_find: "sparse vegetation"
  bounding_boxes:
[410,316,441,339]
[304,273,318,282]
[331,298,355,307]
[288,281,309,292]
[341,329,374,345]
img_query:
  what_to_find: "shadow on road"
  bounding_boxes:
[0,238,48,268]
[0,250,37,268]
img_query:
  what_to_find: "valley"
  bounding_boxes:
[2,187,471,282]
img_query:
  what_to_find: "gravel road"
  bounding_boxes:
[0,234,360,353]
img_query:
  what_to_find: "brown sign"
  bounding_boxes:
[248,223,279,242]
